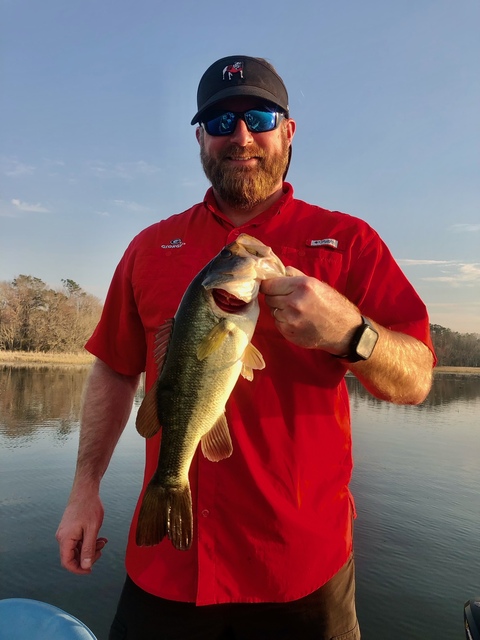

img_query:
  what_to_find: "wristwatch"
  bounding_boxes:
[335,316,379,363]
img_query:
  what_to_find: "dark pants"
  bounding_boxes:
[109,554,360,640]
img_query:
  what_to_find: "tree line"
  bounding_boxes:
[0,275,102,353]
[0,275,478,366]
[430,324,480,368]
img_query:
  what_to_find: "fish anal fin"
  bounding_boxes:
[197,319,231,360]
[201,413,233,462]
[240,342,265,379]
[241,363,254,381]
[154,318,175,374]
[136,383,161,439]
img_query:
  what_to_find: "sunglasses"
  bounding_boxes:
[201,108,286,136]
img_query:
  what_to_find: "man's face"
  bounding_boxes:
[196,97,296,210]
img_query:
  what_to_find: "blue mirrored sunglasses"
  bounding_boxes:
[201,108,285,136]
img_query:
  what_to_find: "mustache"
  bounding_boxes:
[218,145,266,162]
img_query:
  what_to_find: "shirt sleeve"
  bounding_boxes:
[85,240,147,376]
[344,225,435,356]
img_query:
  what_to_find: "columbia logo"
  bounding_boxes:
[161,238,185,249]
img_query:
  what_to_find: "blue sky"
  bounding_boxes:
[1,0,479,333]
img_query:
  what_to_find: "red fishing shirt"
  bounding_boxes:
[86,183,434,605]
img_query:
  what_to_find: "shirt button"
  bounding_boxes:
[201,509,210,518]
[227,230,241,241]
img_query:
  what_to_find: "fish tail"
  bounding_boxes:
[135,482,193,551]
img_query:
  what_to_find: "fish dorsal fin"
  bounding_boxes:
[154,318,175,374]
[197,319,232,361]
[136,382,162,439]
[240,342,265,380]
[200,413,233,462]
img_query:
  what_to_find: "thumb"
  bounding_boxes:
[285,265,305,277]
[80,528,99,571]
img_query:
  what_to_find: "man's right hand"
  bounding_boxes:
[56,493,107,574]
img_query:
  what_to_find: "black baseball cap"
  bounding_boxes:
[191,56,289,125]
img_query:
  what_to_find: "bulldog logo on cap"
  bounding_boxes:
[223,62,244,80]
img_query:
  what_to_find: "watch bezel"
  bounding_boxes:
[335,316,379,363]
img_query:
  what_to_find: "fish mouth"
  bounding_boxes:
[212,289,249,313]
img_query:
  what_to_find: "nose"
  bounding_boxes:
[229,118,254,146]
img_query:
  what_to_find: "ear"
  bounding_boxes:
[195,126,203,145]
[285,118,296,144]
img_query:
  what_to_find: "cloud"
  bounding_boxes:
[399,259,480,286]
[450,223,480,233]
[88,160,162,180]
[1,157,35,177]
[111,199,153,214]
[422,263,480,286]
[11,198,50,213]
[398,259,455,266]
[93,200,153,218]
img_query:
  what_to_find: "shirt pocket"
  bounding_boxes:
[275,244,346,290]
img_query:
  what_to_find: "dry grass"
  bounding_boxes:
[0,351,478,375]
[0,350,94,366]
[434,366,480,376]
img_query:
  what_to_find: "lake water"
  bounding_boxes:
[0,365,479,639]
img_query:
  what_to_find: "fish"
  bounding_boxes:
[135,233,286,550]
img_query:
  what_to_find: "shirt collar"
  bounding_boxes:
[203,183,294,229]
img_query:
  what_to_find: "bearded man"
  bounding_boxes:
[56,56,435,640]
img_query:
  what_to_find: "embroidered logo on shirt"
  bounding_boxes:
[223,62,244,80]
[307,239,339,249]
[161,238,185,249]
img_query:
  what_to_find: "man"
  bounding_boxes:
[56,56,435,639]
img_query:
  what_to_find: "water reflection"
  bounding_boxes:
[0,366,146,446]
[346,372,480,407]
[1,368,478,446]
[0,366,89,444]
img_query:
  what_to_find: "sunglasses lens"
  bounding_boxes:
[204,112,238,136]
[202,109,282,136]
[244,110,278,132]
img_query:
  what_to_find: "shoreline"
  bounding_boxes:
[0,351,479,375]
[433,365,480,376]
[0,351,94,366]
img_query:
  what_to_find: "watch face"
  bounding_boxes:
[357,325,378,359]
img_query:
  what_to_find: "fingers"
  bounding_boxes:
[79,533,109,571]
[58,534,108,575]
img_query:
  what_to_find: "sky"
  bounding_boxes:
[1,0,479,334]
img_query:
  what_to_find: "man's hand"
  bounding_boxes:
[261,265,361,353]
[56,492,107,575]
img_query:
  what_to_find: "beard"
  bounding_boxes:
[200,132,291,210]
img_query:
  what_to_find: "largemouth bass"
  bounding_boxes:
[135,234,286,550]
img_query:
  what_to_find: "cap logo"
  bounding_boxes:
[223,62,244,81]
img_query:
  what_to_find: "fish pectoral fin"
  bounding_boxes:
[201,413,233,462]
[136,384,162,439]
[154,318,175,374]
[240,342,266,380]
[197,319,232,360]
